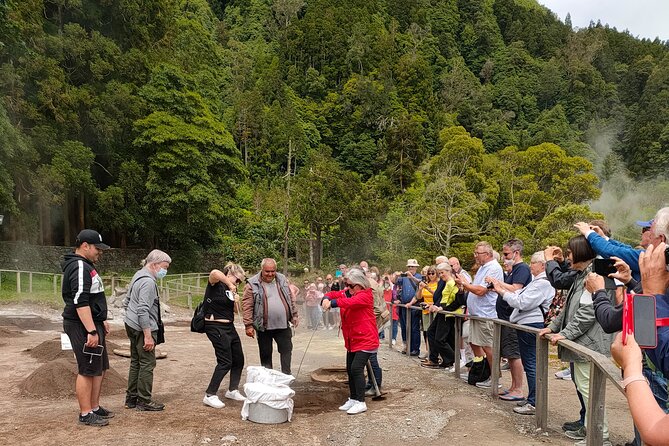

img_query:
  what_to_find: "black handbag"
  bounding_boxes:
[467,357,491,385]
[156,319,165,345]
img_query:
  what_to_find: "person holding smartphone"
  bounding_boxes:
[61,229,113,427]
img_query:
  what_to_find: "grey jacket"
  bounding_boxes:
[123,268,160,332]
[243,271,296,332]
[547,265,614,362]
[504,272,555,325]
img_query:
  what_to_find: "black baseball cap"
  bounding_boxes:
[76,229,110,249]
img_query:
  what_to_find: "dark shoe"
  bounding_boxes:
[420,360,440,369]
[136,400,165,411]
[562,420,584,432]
[409,351,420,356]
[125,396,137,409]
[78,412,109,427]
[564,426,586,440]
[93,406,115,419]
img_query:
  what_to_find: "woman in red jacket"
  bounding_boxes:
[322,268,379,415]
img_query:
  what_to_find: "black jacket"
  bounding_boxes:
[545,260,577,290]
[61,253,107,322]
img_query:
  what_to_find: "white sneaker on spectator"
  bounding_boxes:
[224,390,246,401]
[444,365,455,373]
[346,401,367,415]
[338,398,356,411]
[513,403,535,415]
[460,372,470,380]
[418,352,428,360]
[391,339,396,345]
[555,368,572,380]
[475,378,502,389]
[203,394,225,409]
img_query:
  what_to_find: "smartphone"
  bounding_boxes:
[633,294,657,348]
[593,258,616,276]
[83,345,105,356]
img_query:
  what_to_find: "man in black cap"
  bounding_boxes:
[62,229,112,426]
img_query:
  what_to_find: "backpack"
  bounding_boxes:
[372,284,390,329]
[190,296,211,333]
[467,356,491,385]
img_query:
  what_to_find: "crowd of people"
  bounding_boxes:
[61,207,669,444]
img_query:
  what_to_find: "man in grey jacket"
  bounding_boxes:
[123,249,171,411]
[242,258,299,375]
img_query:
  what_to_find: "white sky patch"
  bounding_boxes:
[539,0,669,41]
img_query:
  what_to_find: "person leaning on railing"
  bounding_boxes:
[538,235,615,445]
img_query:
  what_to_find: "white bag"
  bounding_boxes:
[241,382,295,421]
[245,366,295,386]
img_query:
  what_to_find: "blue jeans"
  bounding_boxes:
[365,352,382,389]
[392,320,399,340]
[633,366,668,445]
[398,306,421,354]
[516,323,544,406]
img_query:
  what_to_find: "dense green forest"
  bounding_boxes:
[1,0,669,269]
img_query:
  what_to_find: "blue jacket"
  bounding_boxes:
[586,232,642,282]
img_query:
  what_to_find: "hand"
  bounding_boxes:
[418,281,426,289]
[574,221,591,236]
[611,332,643,373]
[553,247,564,263]
[245,326,255,338]
[608,256,632,284]
[537,327,553,339]
[103,320,110,335]
[404,302,412,308]
[393,299,400,304]
[584,272,605,293]
[143,335,155,352]
[543,246,556,261]
[591,225,606,237]
[292,316,299,328]
[86,333,99,348]
[429,305,441,313]
[640,242,669,295]
[321,299,331,311]
[548,333,565,346]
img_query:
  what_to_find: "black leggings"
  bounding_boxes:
[205,322,244,395]
[346,351,373,402]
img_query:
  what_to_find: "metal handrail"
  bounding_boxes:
[391,302,623,446]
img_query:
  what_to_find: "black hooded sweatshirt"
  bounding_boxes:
[61,253,107,322]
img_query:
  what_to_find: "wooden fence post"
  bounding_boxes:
[16,271,20,293]
[53,274,58,296]
[454,317,462,376]
[585,362,607,446]
[188,292,193,310]
[491,321,502,398]
[29,272,33,293]
[535,333,549,430]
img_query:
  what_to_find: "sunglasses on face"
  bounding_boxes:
[427,272,436,275]
[642,227,651,233]
[345,282,357,288]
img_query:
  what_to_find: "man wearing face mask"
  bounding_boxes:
[483,239,530,394]
[123,249,172,411]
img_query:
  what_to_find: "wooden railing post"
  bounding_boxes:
[16,271,20,293]
[585,362,607,446]
[53,274,58,296]
[188,292,193,310]
[454,317,462,376]
[535,333,549,430]
[406,307,412,355]
[491,321,502,398]
[29,272,33,293]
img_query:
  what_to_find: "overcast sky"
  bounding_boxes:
[539,0,669,41]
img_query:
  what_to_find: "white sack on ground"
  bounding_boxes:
[241,382,295,421]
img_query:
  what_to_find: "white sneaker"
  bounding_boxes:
[338,398,356,411]
[391,339,396,345]
[203,394,225,409]
[224,390,246,401]
[555,368,572,380]
[346,401,367,415]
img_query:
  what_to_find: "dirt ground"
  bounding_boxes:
[0,304,635,446]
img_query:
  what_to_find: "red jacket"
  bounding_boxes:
[325,288,379,352]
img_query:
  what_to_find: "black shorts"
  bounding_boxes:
[63,319,109,376]
[500,325,520,359]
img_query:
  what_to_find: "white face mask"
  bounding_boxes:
[156,267,168,279]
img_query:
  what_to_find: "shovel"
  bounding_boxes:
[365,360,387,400]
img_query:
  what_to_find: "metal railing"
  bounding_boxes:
[390,302,624,446]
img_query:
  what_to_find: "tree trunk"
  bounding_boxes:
[78,191,85,232]
[63,194,71,246]
[308,224,314,270]
[315,225,323,269]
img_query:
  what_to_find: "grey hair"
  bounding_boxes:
[435,255,448,264]
[492,250,500,261]
[260,258,277,269]
[142,249,171,266]
[476,241,493,255]
[345,268,370,289]
[653,207,669,239]
[530,251,546,264]
[436,262,452,272]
